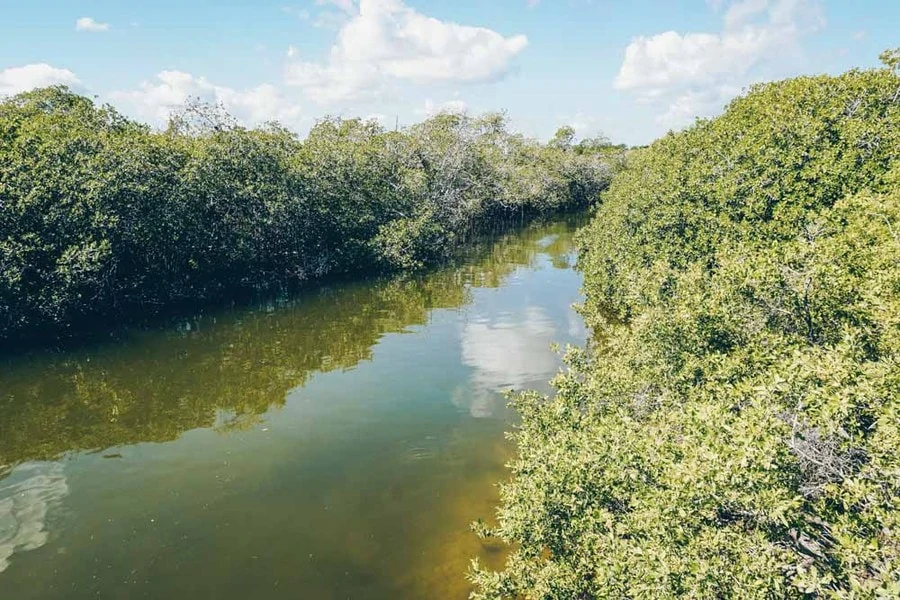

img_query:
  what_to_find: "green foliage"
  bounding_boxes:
[0,91,616,342]
[880,48,900,74]
[550,126,576,150]
[473,56,900,598]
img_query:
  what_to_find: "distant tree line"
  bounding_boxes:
[472,51,900,598]
[0,88,618,343]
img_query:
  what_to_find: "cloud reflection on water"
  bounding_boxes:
[0,462,68,573]
[455,306,560,418]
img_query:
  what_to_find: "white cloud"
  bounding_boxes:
[418,98,468,116]
[75,17,110,32]
[654,84,744,127]
[456,307,559,418]
[0,63,81,96]
[284,0,528,103]
[615,0,825,129]
[111,71,303,129]
[723,0,769,28]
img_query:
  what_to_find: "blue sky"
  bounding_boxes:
[0,0,896,145]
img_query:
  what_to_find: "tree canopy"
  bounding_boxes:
[0,88,616,343]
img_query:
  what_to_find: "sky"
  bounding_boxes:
[0,0,896,145]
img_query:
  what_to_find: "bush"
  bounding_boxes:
[473,53,900,599]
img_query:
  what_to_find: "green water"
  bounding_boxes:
[0,218,586,599]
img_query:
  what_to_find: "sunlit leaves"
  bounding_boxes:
[473,54,900,598]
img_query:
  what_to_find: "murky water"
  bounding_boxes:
[0,217,586,599]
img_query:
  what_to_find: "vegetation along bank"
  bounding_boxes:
[0,87,620,344]
[471,51,900,599]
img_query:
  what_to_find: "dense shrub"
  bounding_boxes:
[0,89,616,342]
[473,54,900,598]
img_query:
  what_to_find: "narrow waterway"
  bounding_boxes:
[0,217,587,599]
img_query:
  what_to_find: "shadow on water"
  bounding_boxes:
[0,214,588,600]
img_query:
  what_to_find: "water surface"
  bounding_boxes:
[0,218,586,599]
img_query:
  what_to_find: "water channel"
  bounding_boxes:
[0,217,587,599]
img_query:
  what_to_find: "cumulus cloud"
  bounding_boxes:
[0,63,81,96]
[285,0,528,103]
[111,70,303,128]
[75,17,110,32]
[615,0,825,128]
